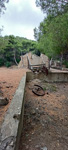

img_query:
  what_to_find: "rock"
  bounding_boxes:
[31,109,36,115]
[36,107,38,110]
[35,145,40,148]
[2,81,6,84]
[6,85,13,88]
[6,146,14,150]
[29,139,32,142]
[41,146,47,150]
[26,145,29,149]
[13,113,20,120]
[46,92,49,95]
[31,122,35,126]
[6,86,10,88]
[25,102,31,108]
[0,136,15,150]
[27,118,31,123]
[33,117,39,122]
[28,86,34,90]
[32,132,34,135]
[0,97,9,106]
[56,95,59,97]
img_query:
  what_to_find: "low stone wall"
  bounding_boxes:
[0,75,26,150]
[26,71,68,83]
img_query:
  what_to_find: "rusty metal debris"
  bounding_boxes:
[41,66,48,76]
[32,84,45,96]
[31,65,48,76]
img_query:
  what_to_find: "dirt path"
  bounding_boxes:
[0,67,27,126]
[19,79,68,150]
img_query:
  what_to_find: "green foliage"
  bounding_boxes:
[35,0,68,58]
[3,35,16,62]
[32,49,41,56]
[36,0,68,16]
[34,12,68,57]
[0,0,9,14]
[63,60,68,68]
[35,49,41,56]
[43,87,46,91]
[49,13,68,54]
[0,58,4,66]
[5,61,12,67]
[0,35,38,66]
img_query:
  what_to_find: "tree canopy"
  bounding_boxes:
[0,35,39,67]
[36,0,68,16]
[34,0,68,59]
[0,0,9,35]
[0,0,9,14]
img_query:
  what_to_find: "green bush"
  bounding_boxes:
[16,58,20,63]
[63,60,68,68]
[5,61,12,67]
[32,50,41,56]
[0,58,4,66]
[65,62,68,68]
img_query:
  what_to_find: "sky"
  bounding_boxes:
[0,0,45,40]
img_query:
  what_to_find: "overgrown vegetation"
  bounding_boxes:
[63,60,68,68]
[0,35,39,67]
[34,0,68,61]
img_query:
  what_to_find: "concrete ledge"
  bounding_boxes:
[0,75,26,150]
[26,71,68,83]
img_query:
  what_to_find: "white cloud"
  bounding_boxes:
[0,0,45,40]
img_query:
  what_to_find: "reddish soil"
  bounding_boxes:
[19,79,68,150]
[0,67,27,126]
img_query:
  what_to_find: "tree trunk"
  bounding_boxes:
[14,50,18,66]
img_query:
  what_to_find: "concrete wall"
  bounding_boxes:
[26,71,68,83]
[0,75,26,150]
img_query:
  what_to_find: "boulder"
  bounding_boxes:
[0,97,9,106]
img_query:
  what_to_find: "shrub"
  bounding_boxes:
[32,50,41,56]
[65,62,68,68]
[5,61,12,67]
[63,60,68,68]
[0,58,4,66]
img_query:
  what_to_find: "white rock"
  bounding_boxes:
[41,146,47,150]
